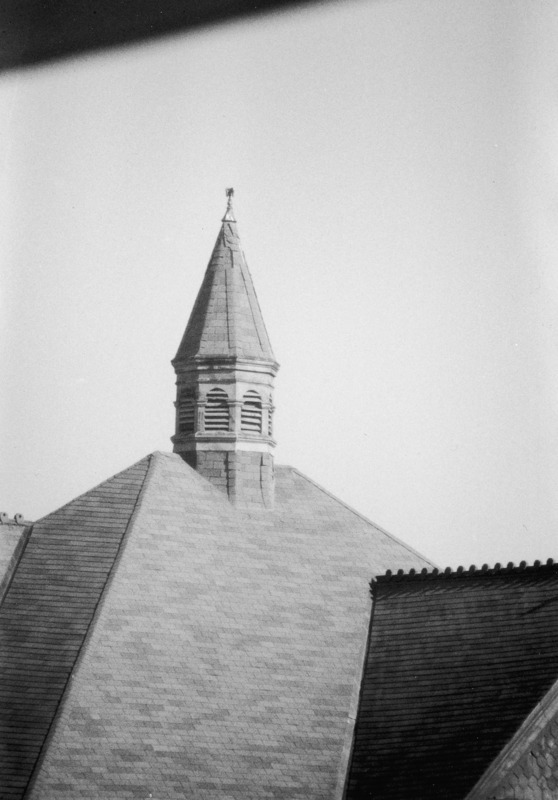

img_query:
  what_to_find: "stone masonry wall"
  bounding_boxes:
[229,451,274,509]
[184,450,274,508]
[189,451,229,495]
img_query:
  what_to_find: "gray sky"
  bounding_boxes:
[2,0,558,569]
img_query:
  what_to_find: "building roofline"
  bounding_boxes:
[0,512,31,526]
[375,558,557,584]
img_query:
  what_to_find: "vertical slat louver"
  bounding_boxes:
[268,407,273,437]
[178,394,195,434]
[205,389,230,431]
[241,390,262,434]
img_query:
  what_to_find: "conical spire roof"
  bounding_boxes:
[174,191,275,363]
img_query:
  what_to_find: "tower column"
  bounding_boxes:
[196,398,206,434]
[230,400,242,434]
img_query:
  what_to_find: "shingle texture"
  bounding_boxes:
[346,564,558,800]
[0,458,150,800]
[490,714,558,799]
[4,451,430,799]
[174,219,275,362]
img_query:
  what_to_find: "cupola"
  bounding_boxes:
[171,190,279,507]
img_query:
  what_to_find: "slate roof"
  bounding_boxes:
[0,459,150,800]
[0,452,431,799]
[346,562,558,800]
[174,202,276,364]
[492,715,558,800]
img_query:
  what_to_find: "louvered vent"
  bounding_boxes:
[268,407,273,437]
[178,394,195,434]
[241,391,262,434]
[205,389,230,431]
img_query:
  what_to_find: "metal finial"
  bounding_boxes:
[222,187,236,222]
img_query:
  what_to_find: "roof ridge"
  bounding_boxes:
[378,558,557,583]
[6,454,153,799]
[287,466,436,568]
[33,454,153,524]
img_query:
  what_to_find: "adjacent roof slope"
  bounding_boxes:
[490,714,558,800]
[174,200,275,363]
[1,452,431,800]
[346,563,558,800]
[0,458,150,800]
[467,674,558,799]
